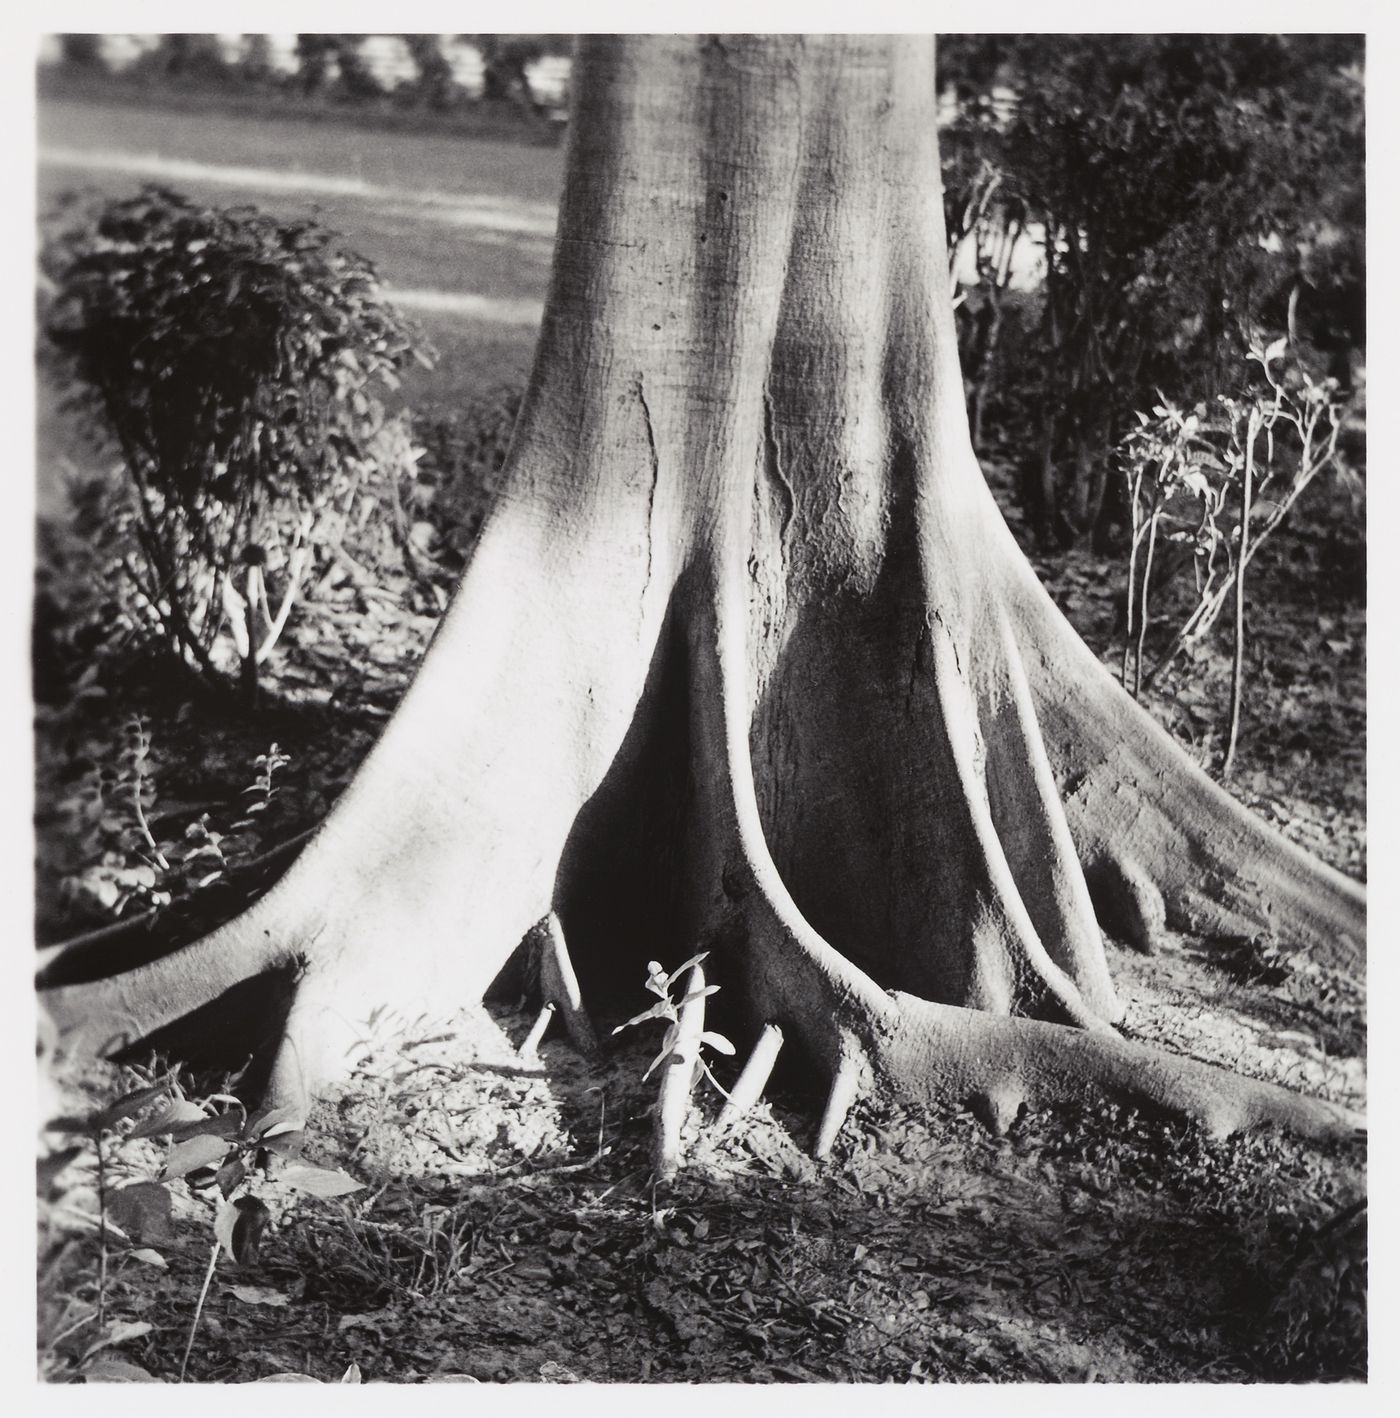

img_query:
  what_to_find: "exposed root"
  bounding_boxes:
[519,1002,556,1060]
[527,914,600,1057]
[40,894,296,1060]
[814,1045,865,1159]
[714,1022,784,1129]
[1007,546,1366,974]
[1084,853,1166,954]
[972,1079,1027,1137]
[874,991,1362,1141]
[36,828,311,986]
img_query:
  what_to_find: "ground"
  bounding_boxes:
[35,94,1366,1384]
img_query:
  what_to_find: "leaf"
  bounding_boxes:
[612,1001,671,1033]
[128,1248,168,1269]
[107,1181,173,1243]
[338,1310,393,1334]
[1264,335,1288,365]
[538,1360,580,1382]
[80,1320,153,1363]
[676,985,721,1007]
[81,1357,155,1382]
[92,1083,171,1133]
[279,1164,364,1199]
[642,1048,680,1082]
[665,952,710,988]
[227,1284,288,1307]
[165,1112,243,1143]
[37,1145,85,1193]
[127,1096,207,1139]
[216,1155,247,1199]
[259,1128,305,1157]
[700,1031,736,1055]
[160,1133,230,1181]
[244,1105,303,1142]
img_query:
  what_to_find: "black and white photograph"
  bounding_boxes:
[27,6,1372,1389]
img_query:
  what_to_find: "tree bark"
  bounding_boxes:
[43,36,1363,1148]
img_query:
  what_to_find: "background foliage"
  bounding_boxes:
[939,34,1363,546]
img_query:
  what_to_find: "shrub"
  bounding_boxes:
[940,36,1364,546]
[43,186,433,697]
[1117,337,1348,771]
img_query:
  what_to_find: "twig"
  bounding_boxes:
[94,1134,109,1329]
[256,536,312,663]
[178,1241,220,1384]
[1134,488,1162,700]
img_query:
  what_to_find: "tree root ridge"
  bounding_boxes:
[1006,547,1365,973]
[40,349,1366,1172]
[711,898,1362,1164]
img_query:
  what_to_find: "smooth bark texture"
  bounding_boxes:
[43,37,1364,1150]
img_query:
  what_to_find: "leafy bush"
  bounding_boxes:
[42,186,433,696]
[940,36,1364,546]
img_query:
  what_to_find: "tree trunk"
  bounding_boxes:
[43,36,1363,1148]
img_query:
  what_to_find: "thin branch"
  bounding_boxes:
[1222,411,1258,778]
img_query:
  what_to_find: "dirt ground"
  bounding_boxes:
[35,436,1366,1384]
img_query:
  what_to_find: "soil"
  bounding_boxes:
[35,427,1366,1384]
[34,84,1367,1387]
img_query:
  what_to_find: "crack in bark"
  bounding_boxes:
[636,373,661,615]
[761,389,796,554]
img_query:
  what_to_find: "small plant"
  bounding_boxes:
[1118,337,1346,772]
[614,953,737,1180]
[59,716,171,917]
[43,185,433,698]
[612,954,734,1094]
[58,728,293,926]
[1249,1199,1367,1380]
[39,1063,363,1383]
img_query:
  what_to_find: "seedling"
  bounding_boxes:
[614,953,735,1178]
[41,1069,363,1383]
[613,953,735,1094]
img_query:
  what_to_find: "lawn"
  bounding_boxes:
[38,97,564,404]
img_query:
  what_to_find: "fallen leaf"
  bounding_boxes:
[81,1357,155,1382]
[226,1284,289,1307]
[539,1359,580,1382]
[279,1163,364,1198]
